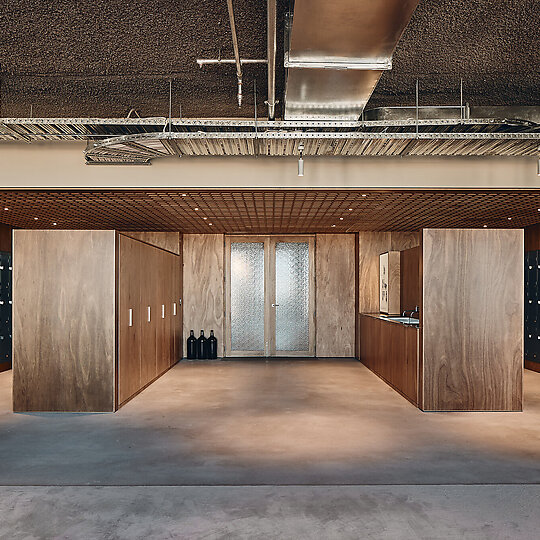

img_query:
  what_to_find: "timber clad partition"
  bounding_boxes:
[183,234,224,358]
[13,230,182,412]
[13,230,116,412]
[315,234,356,357]
[422,229,523,411]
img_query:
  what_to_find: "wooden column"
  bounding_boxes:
[422,229,523,411]
[13,230,116,412]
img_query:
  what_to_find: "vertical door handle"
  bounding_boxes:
[147,306,151,322]
[162,304,165,319]
[173,302,177,316]
[129,308,133,327]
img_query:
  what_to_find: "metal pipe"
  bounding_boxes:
[226,0,243,107]
[267,0,277,120]
[197,58,267,67]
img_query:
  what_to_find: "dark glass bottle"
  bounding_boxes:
[187,330,197,359]
[208,330,218,359]
[196,330,208,359]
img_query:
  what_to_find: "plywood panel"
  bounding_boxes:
[525,223,540,252]
[315,234,355,357]
[422,229,523,411]
[183,234,224,357]
[357,232,391,313]
[13,230,116,412]
[118,234,141,405]
[400,246,421,312]
[390,231,421,251]
[120,232,181,255]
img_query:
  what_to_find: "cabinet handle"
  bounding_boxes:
[129,308,133,327]
[173,302,177,316]
[162,304,165,319]
[147,306,151,322]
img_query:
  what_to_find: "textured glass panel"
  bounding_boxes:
[231,242,265,351]
[275,242,309,351]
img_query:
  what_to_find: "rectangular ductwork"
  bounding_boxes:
[284,0,420,120]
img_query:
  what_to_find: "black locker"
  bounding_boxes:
[525,250,540,365]
[0,252,12,367]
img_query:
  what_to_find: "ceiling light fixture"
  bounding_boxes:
[298,143,305,177]
[209,222,213,226]
[508,217,512,220]
[3,208,8,211]
[33,217,38,220]
[348,208,353,211]
[339,217,344,220]
[52,222,57,226]
[331,224,336,227]
[194,207,199,211]
[362,194,367,197]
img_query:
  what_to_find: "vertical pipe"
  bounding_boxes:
[226,0,243,107]
[415,79,419,136]
[267,0,277,120]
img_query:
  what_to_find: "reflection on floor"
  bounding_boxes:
[1,359,539,486]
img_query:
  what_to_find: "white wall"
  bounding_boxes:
[0,141,537,189]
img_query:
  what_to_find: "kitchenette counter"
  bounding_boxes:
[361,312,420,328]
[359,313,420,406]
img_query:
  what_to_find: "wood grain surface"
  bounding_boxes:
[13,230,116,412]
[400,246,421,312]
[524,223,540,252]
[120,232,181,255]
[360,314,419,405]
[0,224,12,252]
[390,232,421,251]
[315,234,355,357]
[422,229,523,411]
[183,234,224,357]
[118,234,142,405]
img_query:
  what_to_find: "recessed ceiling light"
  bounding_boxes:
[52,222,57,226]
[339,217,344,220]
[33,217,38,220]
[483,225,488,228]
[348,208,353,211]
[361,194,367,197]
[3,208,8,211]
[181,193,187,197]
[194,207,199,211]
[209,222,213,226]
[331,224,336,227]
[203,217,207,220]
[507,217,512,220]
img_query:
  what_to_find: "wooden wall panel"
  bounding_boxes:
[183,234,224,357]
[422,229,523,411]
[118,235,142,405]
[315,234,355,357]
[120,232,181,255]
[400,246,421,312]
[525,223,540,251]
[0,224,12,252]
[357,232,391,313]
[390,232,421,251]
[13,230,116,412]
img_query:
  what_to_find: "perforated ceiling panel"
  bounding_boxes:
[0,190,540,233]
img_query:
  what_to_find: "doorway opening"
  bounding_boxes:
[224,236,315,357]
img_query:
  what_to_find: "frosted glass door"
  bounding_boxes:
[230,242,265,352]
[274,242,310,353]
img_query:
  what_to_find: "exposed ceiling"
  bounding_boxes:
[1,0,539,119]
[1,190,540,233]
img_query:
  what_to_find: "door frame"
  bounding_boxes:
[224,235,315,358]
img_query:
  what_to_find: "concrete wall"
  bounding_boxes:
[0,142,537,189]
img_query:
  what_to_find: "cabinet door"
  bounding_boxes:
[156,250,169,375]
[118,236,141,405]
[140,244,157,386]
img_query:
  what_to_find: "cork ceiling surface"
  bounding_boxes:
[0,190,540,233]
[1,0,539,118]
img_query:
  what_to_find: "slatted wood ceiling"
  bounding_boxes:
[0,190,540,233]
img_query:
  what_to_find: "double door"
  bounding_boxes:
[225,236,314,357]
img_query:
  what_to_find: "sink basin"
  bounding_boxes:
[386,316,420,325]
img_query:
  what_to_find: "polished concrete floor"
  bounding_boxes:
[1,359,540,538]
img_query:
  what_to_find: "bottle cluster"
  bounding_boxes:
[187,329,217,359]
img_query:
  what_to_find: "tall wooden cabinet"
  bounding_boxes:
[13,230,182,412]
